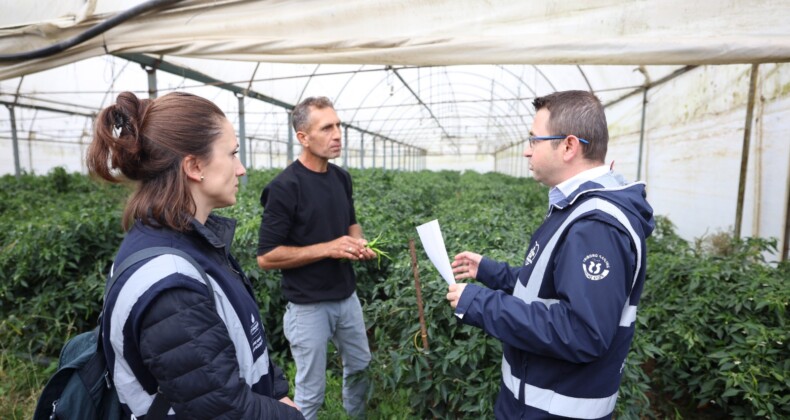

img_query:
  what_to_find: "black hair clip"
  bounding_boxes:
[113,110,128,130]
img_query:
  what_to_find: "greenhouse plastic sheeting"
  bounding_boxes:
[2,0,790,80]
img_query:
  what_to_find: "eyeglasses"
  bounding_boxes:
[527,135,589,148]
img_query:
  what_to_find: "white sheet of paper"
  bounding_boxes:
[416,219,456,285]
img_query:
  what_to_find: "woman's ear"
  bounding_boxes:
[182,155,203,182]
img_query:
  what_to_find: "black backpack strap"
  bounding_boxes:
[147,389,172,420]
[104,246,217,420]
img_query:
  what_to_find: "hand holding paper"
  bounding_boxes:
[416,219,456,285]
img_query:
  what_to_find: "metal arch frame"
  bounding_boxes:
[378,79,530,149]
[376,98,522,149]
[4,59,701,177]
[390,67,452,141]
[379,102,523,153]
[334,64,374,104]
[353,79,416,140]
[432,69,534,126]
[532,64,558,92]
[116,54,423,158]
[362,90,471,148]
[347,68,398,126]
[576,65,594,93]
[604,65,696,108]
[440,65,697,156]
[383,107,517,142]
[117,54,295,109]
[389,102,523,151]
[498,65,539,98]
[167,66,399,90]
[357,68,533,150]
[496,64,558,96]
[0,99,96,118]
[349,67,461,152]
[438,66,461,140]
[349,113,531,124]
[295,64,322,104]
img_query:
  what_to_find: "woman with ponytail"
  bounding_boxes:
[88,91,303,419]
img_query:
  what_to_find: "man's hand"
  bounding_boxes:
[451,251,482,280]
[328,235,375,261]
[446,283,467,309]
[279,396,300,410]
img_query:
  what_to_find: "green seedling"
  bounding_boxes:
[366,232,392,269]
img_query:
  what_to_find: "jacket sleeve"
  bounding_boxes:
[455,218,635,363]
[476,257,522,293]
[139,286,304,420]
[270,360,290,400]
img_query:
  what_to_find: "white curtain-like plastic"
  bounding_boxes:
[2,0,790,80]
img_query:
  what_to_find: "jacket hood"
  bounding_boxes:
[557,171,655,238]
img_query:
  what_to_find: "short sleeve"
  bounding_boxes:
[257,180,296,256]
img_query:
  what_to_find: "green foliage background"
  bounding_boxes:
[1,168,787,419]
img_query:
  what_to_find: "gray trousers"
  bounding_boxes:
[284,292,371,420]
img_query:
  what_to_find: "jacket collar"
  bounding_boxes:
[552,171,639,210]
[189,214,236,254]
[549,165,610,206]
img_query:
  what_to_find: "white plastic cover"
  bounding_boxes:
[2,0,790,80]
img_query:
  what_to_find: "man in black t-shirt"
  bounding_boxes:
[257,97,375,420]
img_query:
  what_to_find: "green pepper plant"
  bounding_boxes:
[365,232,392,268]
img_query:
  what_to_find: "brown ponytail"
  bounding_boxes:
[87,91,226,231]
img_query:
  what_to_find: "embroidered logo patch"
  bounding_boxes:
[524,242,540,266]
[582,254,610,281]
[250,313,263,353]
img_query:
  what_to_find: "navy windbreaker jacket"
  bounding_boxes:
[455,171,654,419]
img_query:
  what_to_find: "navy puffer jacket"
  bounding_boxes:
[102,215,303,419]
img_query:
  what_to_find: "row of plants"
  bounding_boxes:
[0,167,788,418]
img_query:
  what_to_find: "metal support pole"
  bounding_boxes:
[7,105,20,178]
[360,133,365,169]
[383,140,387,170]
[508,147,518,176]
[268,140,273,168]
[343,126,349,168]
[783,155,790,262]
[390,141,394,170]
[637,88,648,181]
[145,66,158,99]
[287,112,294,164]
[236,94,248,184]
[372,136,377,168]
[735,64,759,240]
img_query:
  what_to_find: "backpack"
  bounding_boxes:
[34,247,216,420]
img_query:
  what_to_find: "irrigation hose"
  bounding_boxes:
[0,0,185,62]
[413,330,429,354]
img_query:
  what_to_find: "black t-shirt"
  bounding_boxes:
[257,160,357,303]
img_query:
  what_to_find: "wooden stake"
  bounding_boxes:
[409,238,430,353]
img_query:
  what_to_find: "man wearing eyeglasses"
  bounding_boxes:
[446,90,655,419]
